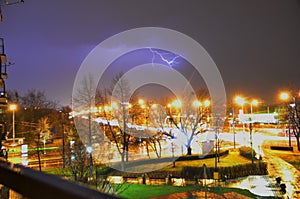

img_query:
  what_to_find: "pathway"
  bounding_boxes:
[263,148,300,199]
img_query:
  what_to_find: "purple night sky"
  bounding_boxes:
[0,0,300,106]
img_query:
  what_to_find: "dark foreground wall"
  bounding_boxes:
[0,159,120,199]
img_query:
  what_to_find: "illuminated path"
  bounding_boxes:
[263,148,300,199]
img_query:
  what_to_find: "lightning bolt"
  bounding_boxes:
[149,48,181,67]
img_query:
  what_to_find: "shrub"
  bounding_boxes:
[239,146,256,160]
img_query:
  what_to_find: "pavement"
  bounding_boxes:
[150,144,300,199]
[226,146,300,199]
[263,148,300,199]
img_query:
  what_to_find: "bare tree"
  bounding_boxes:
[109,73,132,171]
[73,75,100,180]
[6,89,58,145]
[146,103,171,158]
[168,91,210,155]
[20,89,57,110]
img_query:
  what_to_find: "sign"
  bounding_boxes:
[21,144,28,166]
[238,113,278,124]
[213,172,219,180]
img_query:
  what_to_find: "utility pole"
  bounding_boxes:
[232,108,236,149]
[249,119,254,166]
[214,114,220,171]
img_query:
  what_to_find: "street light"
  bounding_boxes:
[280,92,289,101]
[138,99,144,106]
[172,100,182,108]
[193,100,202,108]
[250,99,259,114]
[234,96,245,113]
[9,104,17,146]
[234,96,246,136]
[279,91,293,147]
[249,118,254,166]
[193,99,210,114]
[203,99,211,107]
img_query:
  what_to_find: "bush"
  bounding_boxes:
[218,162,267,180]
[239,146,256,160]
[182,162,268,180]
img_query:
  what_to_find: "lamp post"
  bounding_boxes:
[279,92,294,147]
[234,96,245,132]
[9,104,17,146]
[250,99,259,114]
[232,108,236,149]
[249,119,254,166]
[215,114,220,170]
[235,96,245,113]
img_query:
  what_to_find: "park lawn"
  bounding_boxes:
[161,151,253,171]
[111,151,254,173]
[117,184,197,199]
[268,149,300,171]
[279,153,300,171]
[117,184,276,199]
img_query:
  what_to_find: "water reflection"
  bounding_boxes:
[227,175,277,197]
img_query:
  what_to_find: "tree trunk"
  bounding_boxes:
[187,146,192,155]
[297,135,300,152]
[121,152,125,171]
[125,143,129,162]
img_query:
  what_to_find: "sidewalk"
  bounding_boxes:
[263,148,300,199]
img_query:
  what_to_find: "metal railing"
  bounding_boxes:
[0,159,120,199]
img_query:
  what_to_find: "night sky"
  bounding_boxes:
[1,0,300,106]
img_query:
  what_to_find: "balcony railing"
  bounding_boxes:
[0,159,120,199]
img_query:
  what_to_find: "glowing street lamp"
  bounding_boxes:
[172,100,182,108]
[280,92,289,101]
[251,99,258,106]
[138,99,144,105]
[203,99,211,107]
[193,99,210,111]
[9,104,17,146]
[234,96,245,113]
[250,99,259,114]
[104,105,112,112]
[111,101,118,109]
[193,100,202,107]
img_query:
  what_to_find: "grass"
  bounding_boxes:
[268,149,300,171]
[114,152,271,198]
[117,184,197,199]
[41,151,278,199]
[146,151,254,172]
[117,184,279,199]
[43,151,256,177]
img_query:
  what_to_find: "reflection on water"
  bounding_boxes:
[227,175,277,197]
